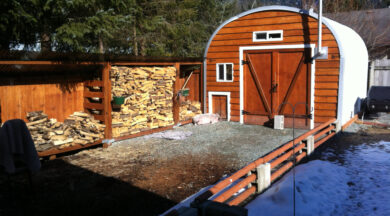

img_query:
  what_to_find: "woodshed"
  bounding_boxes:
[0,52,202,158]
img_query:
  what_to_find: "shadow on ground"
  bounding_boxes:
[0,159,176,216]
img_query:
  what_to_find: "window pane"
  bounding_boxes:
[226,64,233,81]
[218,64,224,80]
[256,33,267,40]
[269,33,281,39]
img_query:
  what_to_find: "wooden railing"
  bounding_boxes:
[191,118,338,207]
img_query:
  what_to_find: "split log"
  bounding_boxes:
[26,111,105,152]
[53,138,74,146]
[26,118,48,127]
[110,66,176,137]
[79,130,102,139]
[180,100,202,121]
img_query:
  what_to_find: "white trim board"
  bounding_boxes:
[239,44,316,129]
[208,91,231,121]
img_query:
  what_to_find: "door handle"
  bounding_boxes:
[271,83,278,93]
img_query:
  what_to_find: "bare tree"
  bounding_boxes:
[327,8,390,60]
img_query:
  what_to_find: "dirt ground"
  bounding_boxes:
[1,117,389,216]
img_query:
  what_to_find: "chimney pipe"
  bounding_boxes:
[313,0,328,59]
[317,0,323,55]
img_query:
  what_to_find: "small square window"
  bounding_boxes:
[269,33,281,39]
[217,63,234,82]
[255,33,267,40]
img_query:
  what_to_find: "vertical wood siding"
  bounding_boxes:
[0,83,84,122]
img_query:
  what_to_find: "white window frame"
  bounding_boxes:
[208,91,231,121]
[216,63,234,82]
[253,30,283,42]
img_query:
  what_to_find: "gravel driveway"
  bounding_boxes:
[0,121,307,216]
[113,121,307,168]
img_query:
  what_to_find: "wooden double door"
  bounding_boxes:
[243,48,312,128]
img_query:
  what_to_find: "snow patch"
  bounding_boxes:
[246,160,349,216]
[247,141,390,216]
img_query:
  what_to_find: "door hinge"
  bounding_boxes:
[242,110,250,115]
[241,60,249,65]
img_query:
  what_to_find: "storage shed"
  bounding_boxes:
[0,51,202,158]
[204,6,368,129]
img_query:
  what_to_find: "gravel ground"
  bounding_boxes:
[113,121,307,168]
[0,121,307,216]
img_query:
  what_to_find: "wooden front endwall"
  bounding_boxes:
[205,11,340,124]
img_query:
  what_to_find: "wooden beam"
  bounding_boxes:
[112,62,202,66]
[84,89,104,98]
[92,114,105,122]
[0,60,104,65]
[0,60,202,66]
[173,62,181,124]
[176,62,203,65]
[342,114,358,131]
[84,101,104,110]
[112,62,175,66]
[102,63,112,139]
[179,119,193,125]
[84,80,103,87]
[114,125,174,141]
[38,139,103,158]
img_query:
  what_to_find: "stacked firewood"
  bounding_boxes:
[27,111,105,152]
[180,100,202,121]
[110,66,176,137]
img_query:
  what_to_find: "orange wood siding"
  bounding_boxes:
[205,11,340,123]
[175,69,201,102]
[0,83,84,122]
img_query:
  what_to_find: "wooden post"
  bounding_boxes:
[102,63,112,139]
[200,63,205,114]
[173,62,181,124]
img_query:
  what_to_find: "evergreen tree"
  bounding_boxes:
[0,0,64,51]
[54,0,135,53]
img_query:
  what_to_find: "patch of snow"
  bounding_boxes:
[246,160,349,216]
[144,131,192,140]
[246,141,390,216]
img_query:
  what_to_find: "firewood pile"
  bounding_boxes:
[180,100,202,121]
[110,66,176,137]
[27,111,105,152]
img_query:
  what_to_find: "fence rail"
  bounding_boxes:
[192,118,338,207]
